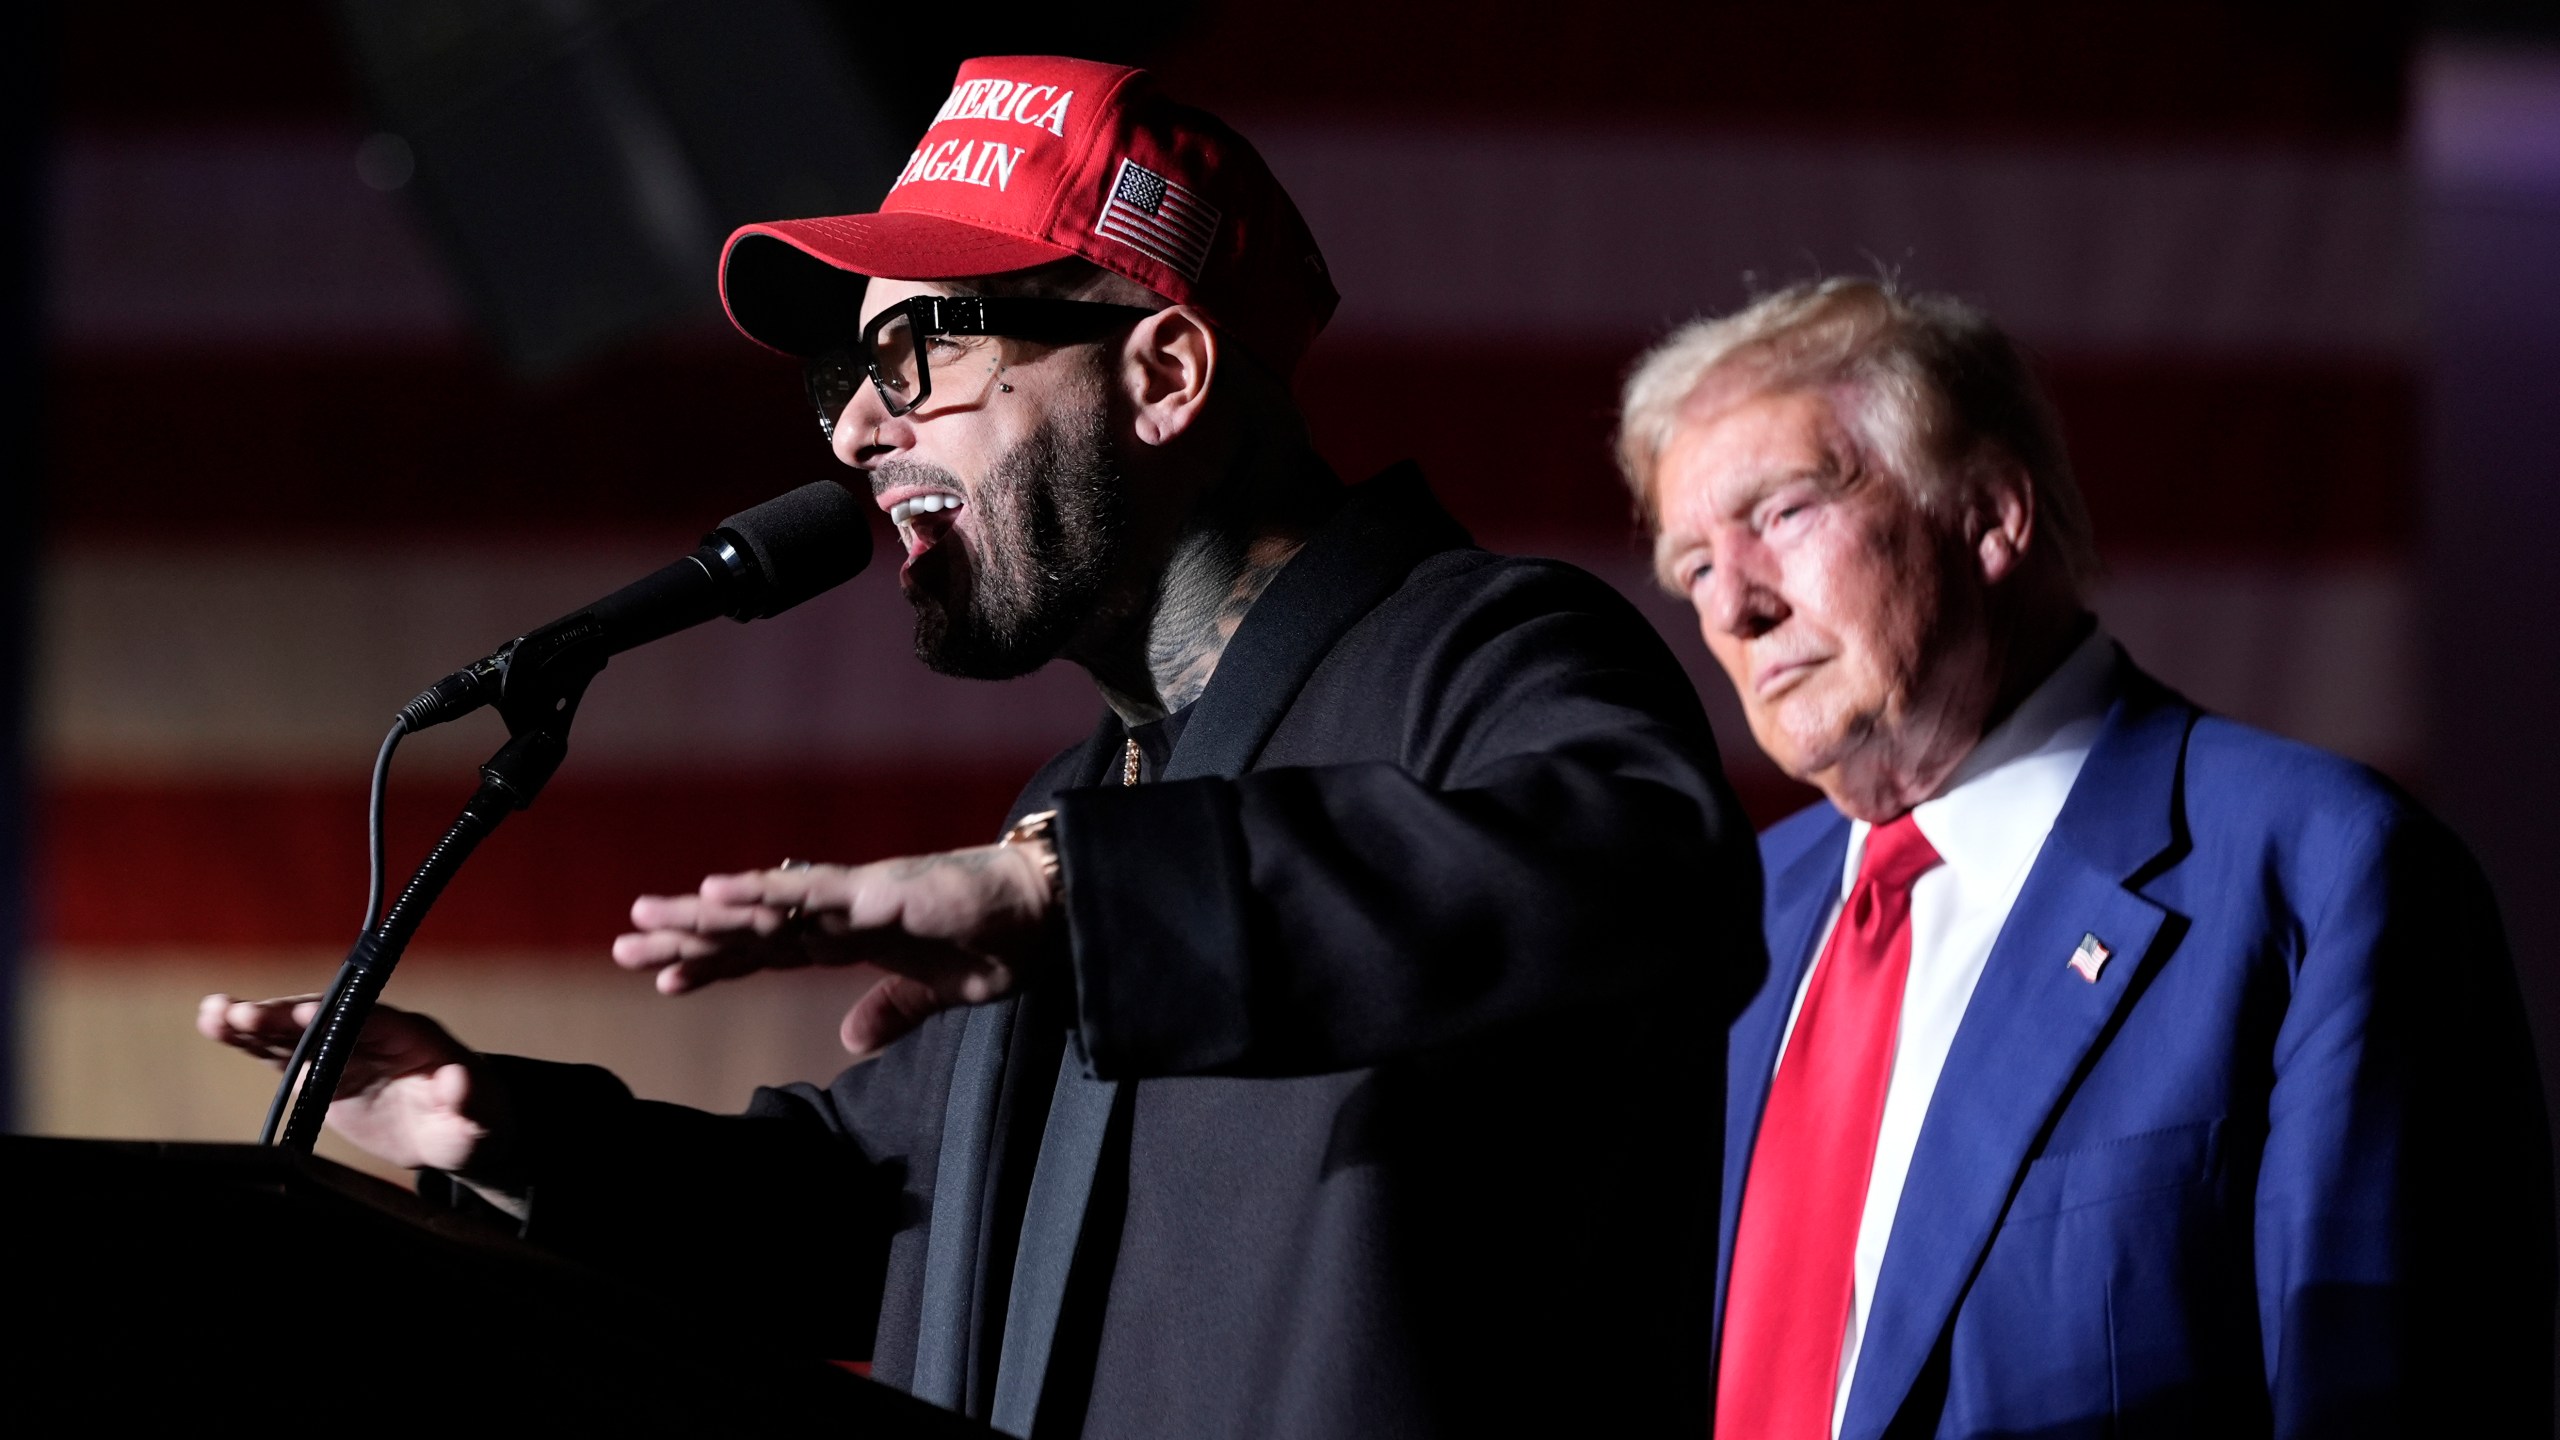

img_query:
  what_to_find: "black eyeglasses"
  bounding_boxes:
[804,295,1157,438]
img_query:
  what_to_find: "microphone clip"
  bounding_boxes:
[487,613,610,742]
[397,611,610,738]
[454,619,607,812]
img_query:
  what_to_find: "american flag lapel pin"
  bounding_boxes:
[2068,933,2112,984]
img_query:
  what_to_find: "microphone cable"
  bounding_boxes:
[252,479,871,1148]
[361,714,405,938]
[258,714,408,1146]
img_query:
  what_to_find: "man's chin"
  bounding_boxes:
[1744,705,1827,778]
[909,598,1061,681]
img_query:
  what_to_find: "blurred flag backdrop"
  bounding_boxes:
[29,4,2421,1173]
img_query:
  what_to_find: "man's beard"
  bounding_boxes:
[894,398,1130,680]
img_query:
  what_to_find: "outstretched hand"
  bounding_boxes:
[613,838,1061,1060]
[195,995,507,1179]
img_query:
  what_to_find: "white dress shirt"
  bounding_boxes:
[1769,629,2121,1437]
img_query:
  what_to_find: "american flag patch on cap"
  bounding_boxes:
[1095,158,1220,282]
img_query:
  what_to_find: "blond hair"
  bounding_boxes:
[1614,277,2097,592]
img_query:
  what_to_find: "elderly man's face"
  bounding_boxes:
[1652,384,1998,818]
[833,277,1132,679]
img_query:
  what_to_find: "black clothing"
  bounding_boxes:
[461,468,1758,1437]
[1119,704,1190,784]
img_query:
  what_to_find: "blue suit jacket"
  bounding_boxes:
[1719,659,2554,1438]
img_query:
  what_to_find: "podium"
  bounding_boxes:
[2,1136,992,1433]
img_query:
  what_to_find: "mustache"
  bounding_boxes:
[870,458,965,500]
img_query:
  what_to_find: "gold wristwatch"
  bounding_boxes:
[1001,808,1062,891]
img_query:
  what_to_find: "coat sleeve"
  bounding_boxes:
[1052,562,1758,1080]
[2254,799,2554,1433]
[418,1017,958,1364]
[413,739,1101,1369]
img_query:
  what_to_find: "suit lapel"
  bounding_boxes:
[1839,861,2166,1438]
[1714,816,1851,1355]
[1839,667,2195,1440]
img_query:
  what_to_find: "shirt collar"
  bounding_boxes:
[1840,627,2121,900]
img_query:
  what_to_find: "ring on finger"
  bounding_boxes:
[777,857,813,922]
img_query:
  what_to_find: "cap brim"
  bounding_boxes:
[719,214,1077,356]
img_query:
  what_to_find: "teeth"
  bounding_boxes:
[887,493,962,527]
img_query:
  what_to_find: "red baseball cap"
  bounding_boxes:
[719,56,1339,378]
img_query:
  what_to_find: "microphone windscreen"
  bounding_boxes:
[717,481,873,617]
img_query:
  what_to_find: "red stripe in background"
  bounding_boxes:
[42,771,1030,952]
[48,345,2416,561]
[40,767,1819,951]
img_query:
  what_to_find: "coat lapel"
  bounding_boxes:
[1165,463,1469,784]
[1839,668,2195,1440]
[913,715,1123,1413]
[1714,815,1852,1355]
[989,465,1471,1428]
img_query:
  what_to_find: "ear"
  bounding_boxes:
[1970,455,2037,585]
[1120,305,1217,448]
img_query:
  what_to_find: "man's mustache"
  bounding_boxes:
[871,459,965,501]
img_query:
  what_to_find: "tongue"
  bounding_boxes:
[904,505,961,561]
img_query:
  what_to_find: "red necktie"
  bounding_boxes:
[1716,813,1942,1440]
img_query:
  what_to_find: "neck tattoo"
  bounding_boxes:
[1135,531,1303,718]
[1072,450,1337,727]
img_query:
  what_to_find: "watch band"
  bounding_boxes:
[1001,808,1062,890]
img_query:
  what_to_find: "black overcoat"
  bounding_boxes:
[466,468,1762,1437]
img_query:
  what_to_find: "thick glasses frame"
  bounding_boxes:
[805,295,1157,438]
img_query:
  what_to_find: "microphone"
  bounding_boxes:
[399,480,871,732]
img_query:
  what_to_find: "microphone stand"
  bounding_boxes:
[273,616,612,1155]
